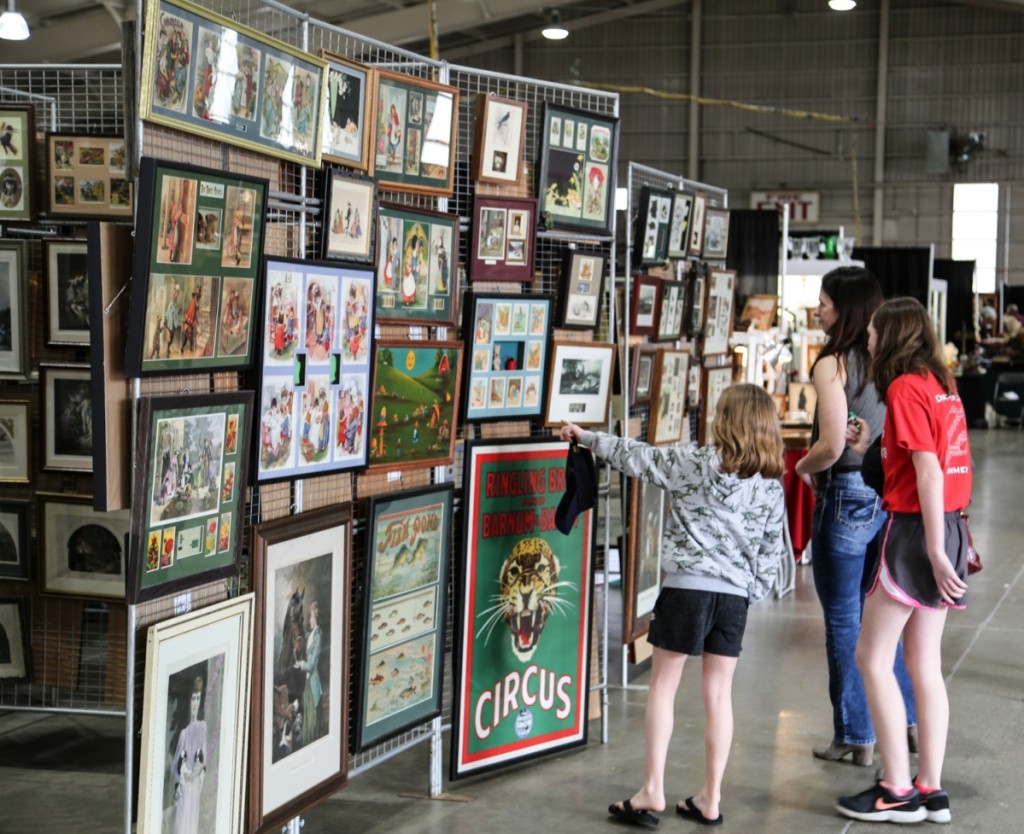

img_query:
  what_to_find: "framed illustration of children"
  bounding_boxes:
[319,52,375,172]
[472,94,528,187]
[44,133,133,220]
[321,169,376,264]
[468,195,537,283]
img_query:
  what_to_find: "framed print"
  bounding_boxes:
[703,207,731,260]
[140,0,327,167]
[630,273,662,337]
[537,103,619,236]
[0,500,29,581]
[702,268,737,356]
[739,293,778,330]
[354,485,453,751]
[125,157,269,376]
[452,438,593,780]
[367,340,463,470]
[0,105,36,222]
[41,363,93,473]
[463,293,551,422]
[256,257,374,483]
[136,594,254,834]
[320,51,375,171]
[684,260,706,340]
[701,366,734,444]
[44,239,90,346]
[0,400,30,482]
[648,348,691,445]
[469,195,537,283]
[128,392,254,604]
[624,479,666,645]
[321,168,376,263]
[37,493,128,600]
[655,279,686,343]
[0,597,31,682]
[558,249,605,330]
[667,191,695,259]
[544,340,616,427]
[45,133,133,219]
[376,202,458,325]
[786,381,817,423]
[472,94,527,187]
[372,68,458,196]
[631,344,658,405]
[0,240,29,379]
[250,506,352,833]
[689,192,707,256]
[633,185,673,266]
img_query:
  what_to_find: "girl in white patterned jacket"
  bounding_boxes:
[561,382,785,828]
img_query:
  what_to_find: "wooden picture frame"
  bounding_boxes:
[623,478,666,645]
[689,192,707,256]
[702,268,736,356]
[37,493,128,600]
[41,363,93,473]
[0,400,30,483]
[648,348,690,445]
[367,340,463,470]
[136,594,254,834]
[667,190,695,259]
[630,273,662,337]
[249,506,352,833]
[140,0,327,167]
[537,103,619,236]
[468,195,537,283]
[633,185,674,266]
[544,340,616,427]
[321,168,376,263]
[472,93,528,187]
[319,51,375,172]
[0,499,30,581]
[354,485,453,751]
[631,344,659,405]
[45,133,133,219]
[684,260,706,341]
[125,157,269,377]
[129,391,254,604]
[0,597,31,682]
[371,68,458,196]
[654,279,686,342]
[0,240,29,379]
[700,365,734,444]
[44,239,90,346]
[739,293,778,330]
[0,105,36,223]
[256,257,374,483]
[703,207,731,260]
[558,249,605,330]
[786,381,817,423]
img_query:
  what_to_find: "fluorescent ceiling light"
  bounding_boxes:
[828,0,857,10]
[542,10,569,40]
[0,0,28,41]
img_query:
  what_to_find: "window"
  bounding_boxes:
[951,183,998,293]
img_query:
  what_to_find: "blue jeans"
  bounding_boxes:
[811,470,917,745]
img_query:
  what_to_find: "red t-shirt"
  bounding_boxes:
[881,372,972,513]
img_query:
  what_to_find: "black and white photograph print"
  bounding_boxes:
[45,239,90,346]
[42,364,93,472]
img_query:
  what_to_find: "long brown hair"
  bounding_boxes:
[712,383,784,479]
[870,297,955,400]
[813,266,883,396]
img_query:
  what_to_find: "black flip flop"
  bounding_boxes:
[608,798,660,828]
[676,797,723,826]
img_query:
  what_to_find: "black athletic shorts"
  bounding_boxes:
[647,587,749,658]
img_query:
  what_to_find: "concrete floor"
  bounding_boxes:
[1,427,1021,833]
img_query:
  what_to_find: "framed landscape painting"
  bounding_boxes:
[0,240,29,379]
[0,105,36,223]
[45,239,90,346]
[558,249,605,330]
[45,133,133,219]
[320,51,375,172]
[468,195,537,283]
[472,94,527,187]
[0,499,29,581]
[41,364,93,473]
[321,168,376,263]
[544,340,616,427]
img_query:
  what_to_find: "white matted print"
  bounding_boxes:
[544,341,616,427]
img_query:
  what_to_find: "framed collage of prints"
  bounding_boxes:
[544,341,616,427]
[0,240,28,379]
[44,239,89,346]
[472,94,528,187]
[634,185,673,265]
[0,105,36,223]
[655,279,686,343]
[469,195,537,282]
[648,349,690,445]
[320,51,375,172]
[702,269,737,356]
[667,191,695,259]
[559,250,605,329]
[45,134,132,219]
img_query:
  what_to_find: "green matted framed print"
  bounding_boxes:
[139,0,327,167]
[128,391,254,604]
[0,105,36,223]
[45,133,133,219]
[452,437,593,780]
[125,157,268,376]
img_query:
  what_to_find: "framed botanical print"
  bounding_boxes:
[472,94,528,187]
[0,240,29,379]
[463,293,551,422]
[537,103,619,236]
[630,273,662,337]
[468,195,537,283]
[648,348,690,445]
[354,485,453,751]
[634,185,673,266]
[702,268,737,356]
[703,207,731,260]
[321,168,376,263]
[0,400,30,483]
[375,202,458,325]
[689,192,707,257]
[544,340,616,427]
[655,279,686,343]
[44,239,90,346]
[624,478,666,645]
[45,133,133,219]
[320,51,375,172]
[667,190,695,259]
[41,364,93,473]
[140,0,327,167]
[0,597,31,682]
[372,68,458,196]
[136,594,254,834]
[701,365,734,444]
[125,157,269,376]
[128,391,254,604]
[684,260,706,341]
[558,249,605,330]
[631,344,658,405]
[0,499,29,581]
[367,340,463,470]
[0,105,36,223]
[250,506,352,833]
[256,257,374,483]
[37,493,128,600]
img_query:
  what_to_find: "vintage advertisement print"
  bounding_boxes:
[452,439,593,780]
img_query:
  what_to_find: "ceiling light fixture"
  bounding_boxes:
[541,10,569,41]
[0,0,29,41]
[828,0,857,10]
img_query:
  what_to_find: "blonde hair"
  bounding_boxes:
[711,383,784,479]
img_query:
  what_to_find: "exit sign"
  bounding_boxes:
[749,191,820,224]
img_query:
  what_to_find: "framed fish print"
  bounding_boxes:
[544,340,616,428]
[633,185,673,266]
[0,105,36,223]
[537,103,619,236]
[558,249,605,330]
[624,478,666,645]
[702,268,737,356]
[320,168,376,263]
[0,499,29,581]
[468,195,538,283]
[0,400,30,483]
[45,133,133,219]
[256,258,374,483]
[128,391,254,604]
[452,438,593,780]
[371,68,458,197]
[41,364,93,473]
[703,207,731,260]
[354,484,453,751]
[44,239,90,346]
[631,344,658,405]
[655,279,686,343]
[140,0,327,167]
[648,348,690,445]
[367,340,463,471]
[630,273,662,337]
[320,51,375,172]
[0,240,29,379]
[375,202,458,325]
[125,157,269,376]
[136,594,254,834]
[0,597,31,682]
[667,191,695,259]
[472,94,528,187]
[463,293,551,422]
[689,192,707,257]
[249,506,351,833]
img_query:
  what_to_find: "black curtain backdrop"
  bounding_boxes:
[852,246,932,305]
[933,258,975,345]
[726,209,780,311]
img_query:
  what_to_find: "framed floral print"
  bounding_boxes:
[0,240,29,379]
[0,105,36,223]
[544,340,616,427]
[648,348,690,445]
[633,185,673,266]
[321,169,376,263]
[41,363,93,473]
[667,190,695,259]
[702,268,737,356]
[558,249,605,330]
[45,133,133,219]
[468,195,537,283]
[371,68,458,196]
[0,499,29,581]
[44,239,90,346]
[537,103,619,236]
[689,192,707,257]
[320,51,375,172]
[703,207,731,260]
[0,400,30,483]
[654,279,686,343]
[630,273,662,337]
[623,478,666,645]
[631,344,658,405]
[472,94,528,187]
[0,597,31,682]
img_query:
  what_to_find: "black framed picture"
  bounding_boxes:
[0,499,29,581]
[0,597,31,682]
[558,249,605,330]
[41,363,93,473]
[633,185,673,266]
